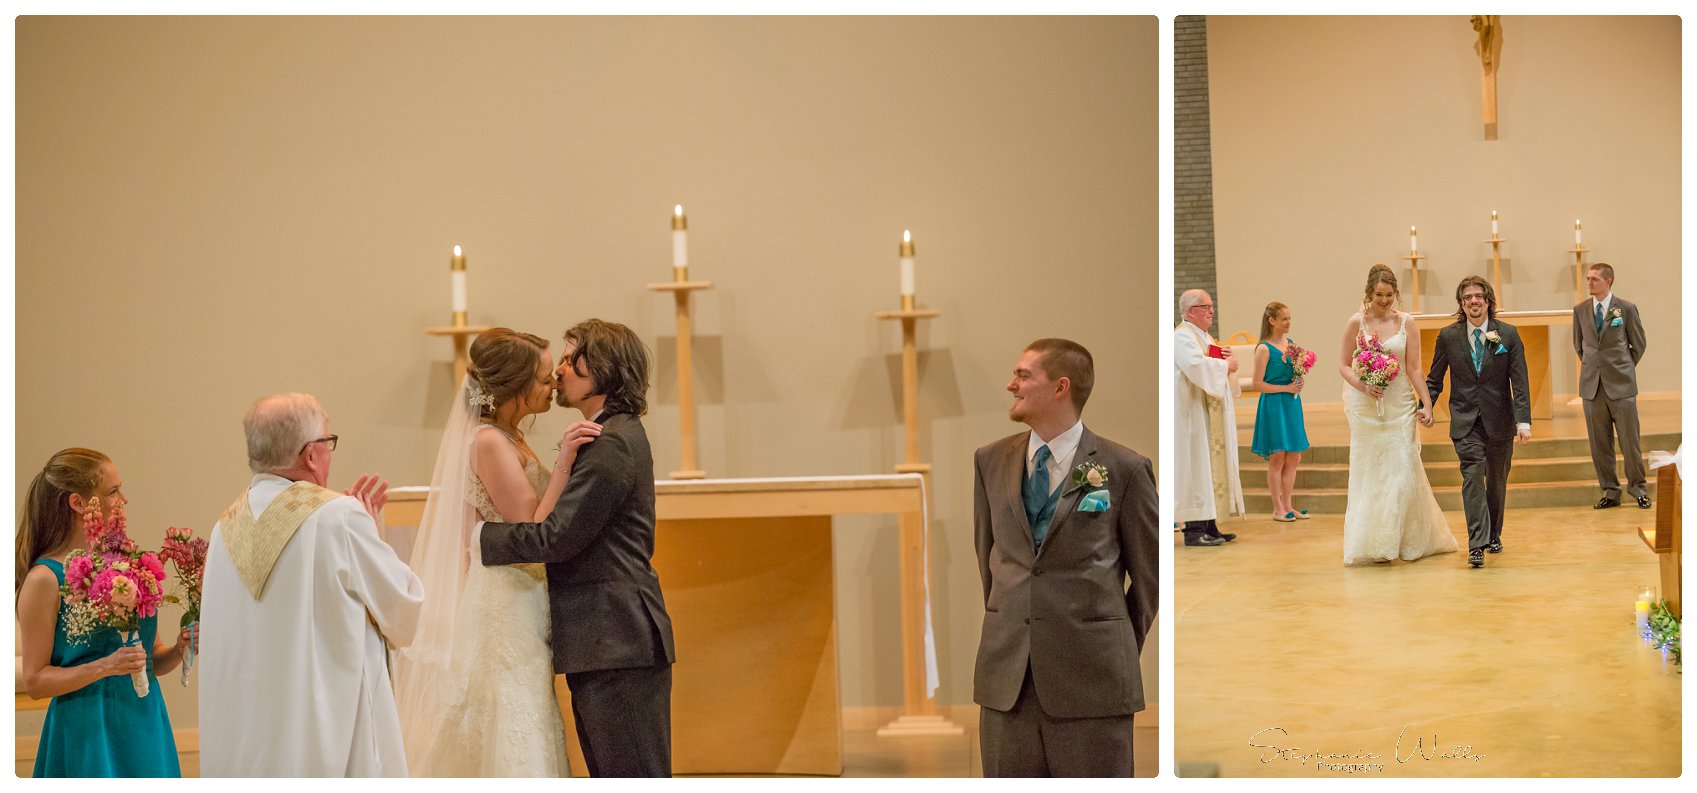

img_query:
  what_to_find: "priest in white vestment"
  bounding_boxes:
[200,393,424,777]
[1174,289,1245,546]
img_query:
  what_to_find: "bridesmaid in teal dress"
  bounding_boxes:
[1250,303,1311,522]
[16,448,192,777]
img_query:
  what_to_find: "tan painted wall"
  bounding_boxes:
[15,16,1159,733]
[1207,16,1679,405]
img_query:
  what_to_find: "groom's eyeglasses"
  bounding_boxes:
[300,435,339,454]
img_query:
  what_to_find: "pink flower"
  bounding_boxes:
[138,552,166,585]
[109,575,137,608]
[66,554,94,585]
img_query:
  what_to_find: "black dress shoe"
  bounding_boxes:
[1213,531,1238,543]
[1184,533,1226,547]
[1487,539,1503,554]
[1593,496,1621,510]
[1468,549,1484,568]
[1637,496,1652,509]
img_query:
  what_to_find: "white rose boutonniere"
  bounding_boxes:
[1072,461,1111,512]
[1483,329,1506,354]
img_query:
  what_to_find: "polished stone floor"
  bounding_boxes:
[1175,506,1681,777]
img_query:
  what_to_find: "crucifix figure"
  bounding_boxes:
[1472,15,1503,140]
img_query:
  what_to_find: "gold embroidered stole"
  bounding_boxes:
[221,480,341,599]
[1204,393,1233,516]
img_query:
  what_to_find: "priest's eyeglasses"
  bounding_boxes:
[300,435,339,454]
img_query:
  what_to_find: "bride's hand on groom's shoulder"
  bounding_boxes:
[552,421,603,473]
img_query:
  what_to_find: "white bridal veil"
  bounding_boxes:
[390,377,483,770]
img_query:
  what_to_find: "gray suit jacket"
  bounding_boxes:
[1573,296,1646,400]
[480,412,676,675]
[972,426,1158,718]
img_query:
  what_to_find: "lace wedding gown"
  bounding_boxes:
[416,427,568,776]
[1341,323,1459,565]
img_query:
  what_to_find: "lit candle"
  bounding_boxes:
[672,205,688,275]
[899,229,916,298]
[1409,226,1418,253]
[450,245,467,320]
[1491,211,1499,236]
[1575,219,1582,246]
[1636,597,1651,634]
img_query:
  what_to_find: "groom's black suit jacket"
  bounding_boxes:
[481,412,676,675]
[1426,318,1532,443]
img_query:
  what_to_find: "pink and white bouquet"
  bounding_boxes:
[160,525,208,685]
[1286,342,1318,379]
[1352,331,1402,416]
[59,498,165,697]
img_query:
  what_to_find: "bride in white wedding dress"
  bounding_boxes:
[1338,265,1458,565]
[392,329,600,776]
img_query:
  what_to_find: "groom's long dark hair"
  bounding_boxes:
[1453,275,1497,321]
[564,319,651,416]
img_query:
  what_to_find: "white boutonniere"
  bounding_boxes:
[1483,329,1506,354]
[1609,308,1625,327]
[1072,461,1111,512]
[1610,308,1623,320]
[1072,461,1108,489]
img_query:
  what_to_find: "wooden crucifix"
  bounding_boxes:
[1473,15,1503,140]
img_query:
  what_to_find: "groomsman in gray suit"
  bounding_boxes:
[1573,263,1650,509]
[972,338,1158,777]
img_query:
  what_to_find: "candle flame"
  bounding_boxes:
[1575,219,1582,227]
[1410,226,1416,234]
[674,204,683,217]
[903,229,911,243]
[1492,211,1498,219]
[453,245,462,256]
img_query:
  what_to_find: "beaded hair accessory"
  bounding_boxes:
[467,380,497,412]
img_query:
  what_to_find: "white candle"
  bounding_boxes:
[899,230,915,297]
[1410,226,1418,253]
[1575,219,1582,246]
[672,205,688,271]
[1491,211,1499,236]
[450,245,467,313]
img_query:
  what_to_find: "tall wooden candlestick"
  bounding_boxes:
[1568,240,1592,406]
[874,285,959,737]
[648,206,712,479]
[1482,233,1509,309]
[428,244,489,388]
[1400,252,1427,314]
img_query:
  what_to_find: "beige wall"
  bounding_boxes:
[1208,16,1680,404]
[15,16,1159,732]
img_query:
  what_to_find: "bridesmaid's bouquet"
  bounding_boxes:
[59,498,166,697]
[160,526,208,685]
[1286,342,1318,379]
[1352,331,1402,416]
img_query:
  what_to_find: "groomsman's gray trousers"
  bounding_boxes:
[1584,394,1648,500]
[1454,424,1514,552]
[980,664,1133,777]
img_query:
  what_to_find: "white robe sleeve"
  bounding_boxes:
[337,503,426,650]
[1175,324,1239,398]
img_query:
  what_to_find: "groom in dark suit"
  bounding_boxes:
[1425,276,1532,568]
[973,338,1158,776]
[480,319,675,777]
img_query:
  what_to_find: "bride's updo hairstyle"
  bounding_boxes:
[1362,263,1401,307]
[468,328,550,418]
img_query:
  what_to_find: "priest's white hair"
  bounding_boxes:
[1178,288,1212,314]
[244,392,328,474]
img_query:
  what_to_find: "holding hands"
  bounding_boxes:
[1417,405,1434,427]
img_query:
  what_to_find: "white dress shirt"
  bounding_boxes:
[1026,419,1084,496]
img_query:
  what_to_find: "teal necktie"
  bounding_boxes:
[1471,328,1483,373]
[1023,445,1056,548]
[1595,302,1605,333]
